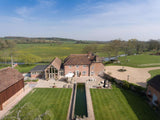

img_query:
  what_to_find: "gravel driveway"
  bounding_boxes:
[105,66,160,87]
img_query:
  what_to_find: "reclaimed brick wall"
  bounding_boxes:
[90,63,104,76]
[31,73,42,78]
[64,65,89,76]
[146,85,160,106]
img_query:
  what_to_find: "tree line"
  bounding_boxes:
[82,39,160,59]
[0,36,76,44]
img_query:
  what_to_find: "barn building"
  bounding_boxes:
[0,67,24,110]
[147,75,160,107]
[30,57,63,80]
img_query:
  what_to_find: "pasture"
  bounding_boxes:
[91,86,159,120]
[117,54,160,67]
[3,88,72,120]
[14,43,106,62]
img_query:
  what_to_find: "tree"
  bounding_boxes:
[0,40,16,64]
[110,40,122,59]
[82,44,98,53]
[103,44,113,61]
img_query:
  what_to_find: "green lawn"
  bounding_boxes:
[4,88,72,120]
[148,69,160,80]
[15,64,38,73]
[116,54,160,67]
[91,86,159,120]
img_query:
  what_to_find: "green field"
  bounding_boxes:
[15,64,38,73]
[148,69,160,80]
[4,88,72,120]
[91,86,159,120]
[116,54,160,67]
[13,43,106,62]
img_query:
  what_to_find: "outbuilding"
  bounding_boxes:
[0,67,24,110]
[147,75,160,107]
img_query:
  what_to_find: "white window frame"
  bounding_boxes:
[82,71,86,76]
[91,71,94,76]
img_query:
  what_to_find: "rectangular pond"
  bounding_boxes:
[74,83,88,118]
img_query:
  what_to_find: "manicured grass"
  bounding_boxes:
[148,69,160,80]
[116,54,160,67]
[4,88,72,120]
[91,86,159,120]
[15,64,38,73]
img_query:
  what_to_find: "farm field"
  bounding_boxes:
[3,88,72,120]
[91,86,160,120]
[117,54,160,68]
[13,43,106,62]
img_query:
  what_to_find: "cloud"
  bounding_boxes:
[2,0,160,41]
[15,0,56,18]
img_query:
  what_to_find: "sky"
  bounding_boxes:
[0,0,160,41]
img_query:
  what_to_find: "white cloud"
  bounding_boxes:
[2,0,160,41]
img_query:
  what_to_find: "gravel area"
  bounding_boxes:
[105,66,160,87]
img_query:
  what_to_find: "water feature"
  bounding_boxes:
[103,54,126,61]
[74,83,88,118]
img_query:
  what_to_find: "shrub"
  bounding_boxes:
[122,80,130,89]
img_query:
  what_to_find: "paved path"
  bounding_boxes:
[0,87,32,119]
[105,66,160,87]
[85,84,95,120]
[35,79,69,88]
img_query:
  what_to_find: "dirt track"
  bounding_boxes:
[105,66,160,88]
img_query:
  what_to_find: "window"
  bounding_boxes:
[82,71,86,76]
[148,90,151,95]
[92,66,94,69]
[32,72,36,75]
[83,65,86,68]
[91,71,94,76]
[76,65,79,68]
[69,65,72,68]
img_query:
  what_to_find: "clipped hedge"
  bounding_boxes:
[102,73,146,95]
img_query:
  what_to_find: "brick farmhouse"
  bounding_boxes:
[146,75,160,107]
[0,67,24,110]
[30,53,104,79]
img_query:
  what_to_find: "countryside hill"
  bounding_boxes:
[0,36,110,44]
[0,36,76,44]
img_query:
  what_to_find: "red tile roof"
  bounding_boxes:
[64,54,93,65]
[0,67,24,92]
[148,75,160,92]
[47,57,62,70]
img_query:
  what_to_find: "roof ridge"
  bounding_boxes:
[0,67,11,71]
